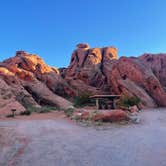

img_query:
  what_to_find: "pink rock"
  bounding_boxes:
[93,110,128,122]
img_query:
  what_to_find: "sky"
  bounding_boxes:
[0,0,166,67]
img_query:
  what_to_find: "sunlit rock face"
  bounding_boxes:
[64,43,166,107]
[0,51,74,116]
[65,44,118,94]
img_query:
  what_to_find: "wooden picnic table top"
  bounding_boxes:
[90,95,121,99]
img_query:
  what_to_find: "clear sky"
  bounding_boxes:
[0,0,166,67]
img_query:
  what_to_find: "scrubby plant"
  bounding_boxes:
[20,110,32,116]
[38,106,57,113]
[20,106,36,115]
[118,95,141,109]
[73,92,93,107]
[20,105,57,116]
[6,114,15,118]
[63,107,75,117]
[87,110,99,121]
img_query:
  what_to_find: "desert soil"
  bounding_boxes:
[0,109,166,166]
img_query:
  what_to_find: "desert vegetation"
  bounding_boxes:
[117,96,141,109]
[73,92,94,107]
[20,105,58,116]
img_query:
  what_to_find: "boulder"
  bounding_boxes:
[76,43,90,49]
[92,110,128,122]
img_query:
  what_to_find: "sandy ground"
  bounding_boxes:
[0,108,166,166]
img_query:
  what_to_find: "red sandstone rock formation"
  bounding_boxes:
[139,53,166,88]
[65,44,166,108]
[73,109,128,122]
[0,51,73,116]
[0,44,166,117]
[65,44,118,94]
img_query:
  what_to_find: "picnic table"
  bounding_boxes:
[90,95,121,110]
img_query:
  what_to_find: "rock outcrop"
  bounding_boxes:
[139,53,166,88]
[64,44,166,108]
[0,44,166,117]
[0,51,73,116]
[107,57,166,107]
[65,44,118,94]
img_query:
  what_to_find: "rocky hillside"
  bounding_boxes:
[0,44,166,116]
[0,51,74,116]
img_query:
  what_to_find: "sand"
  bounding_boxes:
[0,108,166,166]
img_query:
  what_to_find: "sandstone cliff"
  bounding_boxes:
[64,44,166,107]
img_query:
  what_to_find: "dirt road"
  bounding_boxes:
[1,109,166,166]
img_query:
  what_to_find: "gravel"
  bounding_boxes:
[0,108,166,166]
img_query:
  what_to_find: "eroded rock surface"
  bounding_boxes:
[0,51,73,116]
[64,44,166,107]
[65,45,118,94]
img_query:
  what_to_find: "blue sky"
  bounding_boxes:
[0,0,166,67]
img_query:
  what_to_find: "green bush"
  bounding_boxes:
[118,96,141,108]
[74,92,93,107]
[38,106,57,113]
[20,106,36,116]
[20,110,31,116]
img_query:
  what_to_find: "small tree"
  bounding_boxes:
[118,96,141,109]
[73,92,92,107]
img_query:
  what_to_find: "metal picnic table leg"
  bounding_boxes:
[96,98,99,110]
[113,99,116,109]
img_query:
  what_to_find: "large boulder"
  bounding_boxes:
[74,109,128,122]
[92,110,128,122]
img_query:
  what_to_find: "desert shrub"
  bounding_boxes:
[63,107,75,117]
[20,105,57,115]
[74,92,93,107]
[6,114,14,118]
[27,106,39,112]
[20,106,36,115]
[20,110,32,116]
[118,96,141,108]
[38,106,57,113]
